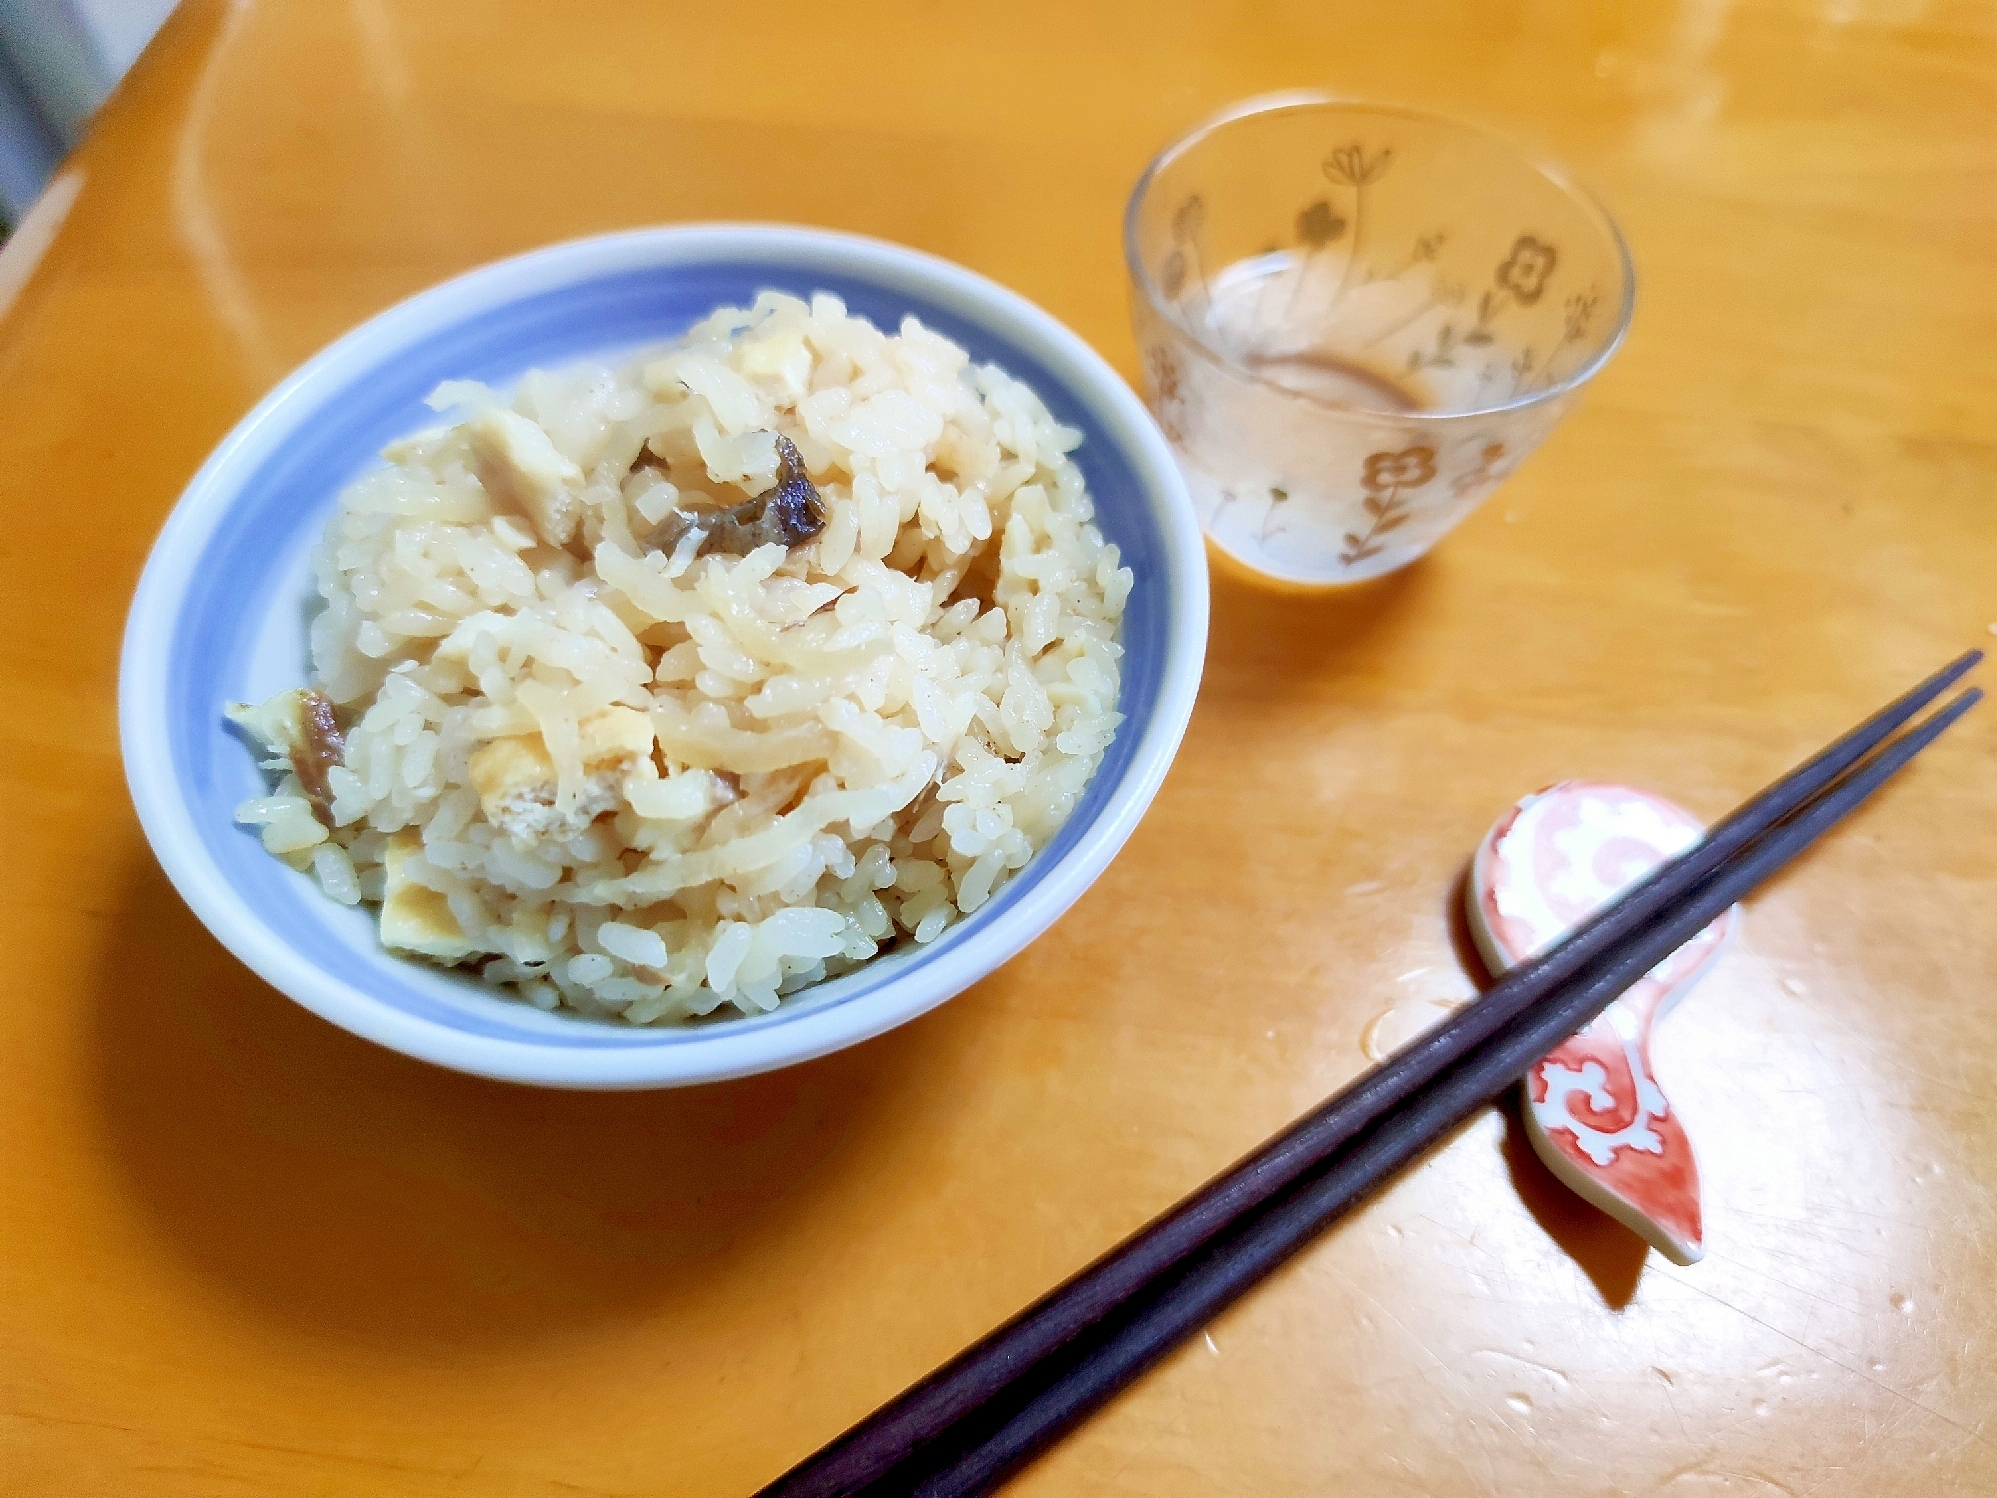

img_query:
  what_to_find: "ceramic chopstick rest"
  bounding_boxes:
[1468,781,1741,1265]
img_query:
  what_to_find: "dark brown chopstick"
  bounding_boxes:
[757,651,1983,1498]
[901,684,1983,1497]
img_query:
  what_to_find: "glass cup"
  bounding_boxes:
[1125,95,1634,585]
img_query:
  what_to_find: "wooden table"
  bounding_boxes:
[4,2,1993,1492]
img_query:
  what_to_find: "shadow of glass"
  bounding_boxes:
[91,850,952,1352]
[1200,550,1433,708]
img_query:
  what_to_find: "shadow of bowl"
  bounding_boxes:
[91,849,958,1351]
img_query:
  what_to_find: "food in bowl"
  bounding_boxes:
[226,291,1132,1024]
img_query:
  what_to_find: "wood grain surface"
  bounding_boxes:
[2,2,1992,1493]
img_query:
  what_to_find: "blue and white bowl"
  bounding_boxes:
[120,225,1207,1088]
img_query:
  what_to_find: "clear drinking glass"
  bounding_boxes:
[1126,95,1634,585]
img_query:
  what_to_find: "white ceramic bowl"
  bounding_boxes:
[120,225,1207,1089]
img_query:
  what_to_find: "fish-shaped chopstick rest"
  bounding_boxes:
[1467,781,1741,1265]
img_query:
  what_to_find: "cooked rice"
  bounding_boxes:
[228,291,1130,1023]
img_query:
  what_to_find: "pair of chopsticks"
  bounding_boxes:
[760,651,1985,1498]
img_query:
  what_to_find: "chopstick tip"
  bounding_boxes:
[1940,646,1984,679]
[1909,685,1984,745]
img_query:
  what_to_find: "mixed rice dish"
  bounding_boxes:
[227,293,1130,1024]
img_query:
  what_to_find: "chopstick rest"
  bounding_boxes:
[1469,781,1739,1265]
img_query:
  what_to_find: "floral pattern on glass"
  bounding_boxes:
[1405,236,1566,377]
[1496,235,1558,305]
[1261,485,1292,542]
[1342,444,1436,566]
[1150,138,1600,401]
[1451,440,1511,497]
[1145,344,1188,444]
[1322,143,1394,188]
[1168,194,1212,312]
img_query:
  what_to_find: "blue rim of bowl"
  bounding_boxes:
[1123,92,1637,424]
[119,224,1208,1088]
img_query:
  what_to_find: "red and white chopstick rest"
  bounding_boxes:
[1467,782,1740,1265]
